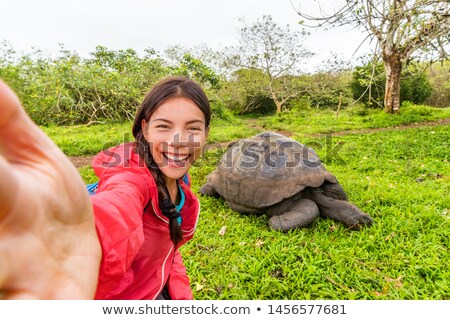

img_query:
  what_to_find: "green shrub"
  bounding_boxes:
[210,100,236,121]
[305,71,353,109]
[0,46,170,125]
[425,61,450,108]
[351,61,433,108]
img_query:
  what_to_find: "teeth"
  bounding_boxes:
[165,153,189,162]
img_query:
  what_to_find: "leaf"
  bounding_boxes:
[196,283,205,291]
[218,226,227,236]
[386,276,403,288]
[384,232,396,241]
[255,239,265,247]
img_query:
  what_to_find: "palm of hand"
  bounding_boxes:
[0,81,101,299]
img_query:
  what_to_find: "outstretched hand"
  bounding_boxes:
[0,80,101,299]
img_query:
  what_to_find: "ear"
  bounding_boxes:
[205,125,210,140]
[141,119,149,141]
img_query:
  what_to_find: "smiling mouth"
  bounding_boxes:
[163,152,191,167]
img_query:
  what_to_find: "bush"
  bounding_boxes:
[425,61,450,108]
[304,71,353,109]
[209,100,236,121]
[0,45,170,125]
[216,69,276,115]
[351,61,433,108]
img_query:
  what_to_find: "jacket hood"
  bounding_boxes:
[92,142,149,181]
[92,142,199,235]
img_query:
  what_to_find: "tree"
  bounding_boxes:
[232,15,314,113]
[295,0,450,113]
[165,48,221,89]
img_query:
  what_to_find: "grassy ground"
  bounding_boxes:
[43,105,450,299]
[258,103,450,138]
[185,125,449,300]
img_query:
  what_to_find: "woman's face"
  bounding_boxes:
[142,96,208,182]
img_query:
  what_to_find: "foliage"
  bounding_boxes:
[0,44,169,125]
[1,35,448,125]
[217,69,274,115]
[165,48,221,89]
[219,69,353,115]
[425,61,450,108]
[209,100,237,122]
[301,71,353,110]
[351,61,433,108]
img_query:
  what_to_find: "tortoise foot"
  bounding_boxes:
[268,199,320,232]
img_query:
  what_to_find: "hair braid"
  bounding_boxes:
[135,132,183,246]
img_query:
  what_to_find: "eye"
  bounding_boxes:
[188,126,202,131]
[155,124,170,129]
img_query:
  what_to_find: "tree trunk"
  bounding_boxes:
[269,83,283,113]
[383,53,402,114]
[275,100,282,113]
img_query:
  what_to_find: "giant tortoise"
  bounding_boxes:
[200,132,373,231]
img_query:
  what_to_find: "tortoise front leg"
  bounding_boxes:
[199,183,220,197]
[268,198,320,232]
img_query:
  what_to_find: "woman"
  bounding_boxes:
[0,76,210,299]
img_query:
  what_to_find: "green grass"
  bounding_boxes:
[49,104,449,299]
[183,125,450,299]
[207,117,260,143]
[259,103,450,138]
[42,122,133,156]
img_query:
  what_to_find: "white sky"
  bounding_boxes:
[1,0,373,71]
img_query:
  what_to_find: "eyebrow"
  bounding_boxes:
[151,118,205,125]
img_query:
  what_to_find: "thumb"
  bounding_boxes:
[0,79,56,163]
[0,156,18,221]
[0,80,21,220]
[0,80,22,129]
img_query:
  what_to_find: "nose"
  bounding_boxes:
[169,130,200,149]
[169,130,189,148]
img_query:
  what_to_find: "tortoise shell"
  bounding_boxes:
[203,132,338,211]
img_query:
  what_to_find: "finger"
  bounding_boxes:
[0,80,58,163]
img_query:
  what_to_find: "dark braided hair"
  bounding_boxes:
[132,76,210,246]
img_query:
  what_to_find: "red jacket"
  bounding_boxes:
[90,143,199,300]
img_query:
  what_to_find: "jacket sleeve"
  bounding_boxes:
[166,249,194,300]
[91,172,150,297]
